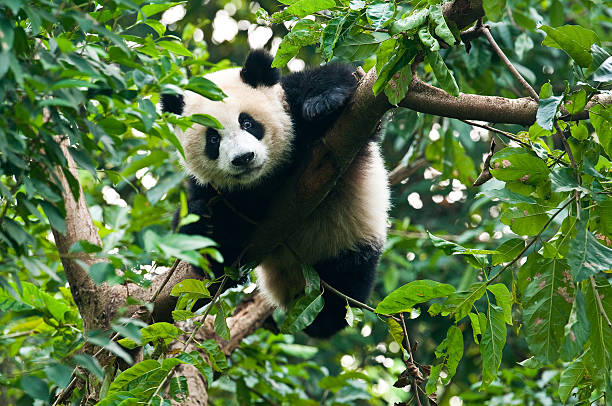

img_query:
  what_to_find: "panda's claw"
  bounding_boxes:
[302,88,352,121]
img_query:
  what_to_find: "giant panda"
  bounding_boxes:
[162,50,390,338]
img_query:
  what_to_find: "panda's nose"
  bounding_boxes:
[231,152,255,167]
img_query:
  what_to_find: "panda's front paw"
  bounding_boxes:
[302,88,353,121]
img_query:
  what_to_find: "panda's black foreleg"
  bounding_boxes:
[304,242,382,338]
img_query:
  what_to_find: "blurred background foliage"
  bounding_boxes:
[0,0,611,404]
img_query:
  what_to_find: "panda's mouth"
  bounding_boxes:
[230,165,263,179]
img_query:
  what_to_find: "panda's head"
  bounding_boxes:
[162,50,293,191]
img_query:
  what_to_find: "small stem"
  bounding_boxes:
[590,276,612,332]
[481,25,540,101]
[320,280,377,314]
[461,119,531,148]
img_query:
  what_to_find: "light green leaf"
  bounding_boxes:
[487,284,512,325]
[558,353,586,403]
[389,8,428,35]
[490,148,550,185]
[418,26,439,52]
[376,280,455,314]
[468,312,482,344]
[585,277,612,373]
[366,1,396,30]
[536,95,563,130]
[430,4,455,45]
[426,51,459,97]
[593,56,612,82]
[483,0,506,21]
[186,77,227,101]
[440,283,487,322]
[541,25,600,68]
[480,304,506,387]
[108,360,161,393]
[157,40,193,57]
[590,105,612,157]
[274,0,336,20]
[214,304,230,340]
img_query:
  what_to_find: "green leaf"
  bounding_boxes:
[372,41,417,96]
[214,304,230,340]
[302,264,321,294]
[333,32,390,60]
[274,0,336,20]
[593,56,612,83]
[376,280,455,314]
[590,105,612,157]
[189,114,223,129]
[492,238,525,266]
[560,290,590,361]
[490,148,550,185]
[536,95,563,130]
[121,150,168,178]
[20,376,48,400]
[280,291,324,334]
[558,353,586,403]
[73,354,104,380]
[40,201,66,234]
[99,117,127,135]
[158,40,193,57]
[439,283,487,322]
[170,278,211,299]
[387,318,405,350]
[487,284,512,325]
[140,2,183,18]
[273,19,321,67]
[468,312,482,344]
[366,1,396,30]
[480,304,506,387]
[418,26,439,52]
[500,204,550,236]
[345,304,364,327]
[384,64,412,105]
[585,277,612,374]
[425,51,459,97]
[389,8,428,35]
[428,4,455,46]
[565,89,587,115]
[186,77,227,101]
[541,25,600,68]
[567,217,612,281]
[141,322,182,345]
[522,258,573,363]
[483,0,506,21]
[108,360,161,393]
[320,14,355,61]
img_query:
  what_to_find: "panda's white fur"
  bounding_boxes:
[165,50,389,337]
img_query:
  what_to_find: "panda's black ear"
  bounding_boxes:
[240,49,280,88]
[161,93,185,115]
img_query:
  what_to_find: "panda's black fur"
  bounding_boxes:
[163,50,389,338]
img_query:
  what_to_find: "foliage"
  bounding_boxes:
[0,0,611,405]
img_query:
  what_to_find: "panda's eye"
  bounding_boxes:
[241,119,252,130]
[209,134,220,144]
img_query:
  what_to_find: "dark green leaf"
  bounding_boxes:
[558,353,586,403]
[426,51,459,97]
[522,258,573,363]
[389,8,428,35]
[567,217,612,281]
[366,1,396,30]
[186,77,227,101]
[280,291,324,334]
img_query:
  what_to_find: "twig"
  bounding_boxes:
[320,280,378,314]
[399,313,422,406]
[480,25,539,101]
[150,276,228,400]
[150,259,181,303]
[590,276,612,332]
[460,119,530,148]
[389,157,430,186]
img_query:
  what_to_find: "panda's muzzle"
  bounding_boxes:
[231,152,255,167]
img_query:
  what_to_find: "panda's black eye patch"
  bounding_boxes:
[205,128,220,160]
[239,112,264,140]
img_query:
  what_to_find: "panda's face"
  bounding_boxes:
[178,68,293,191]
